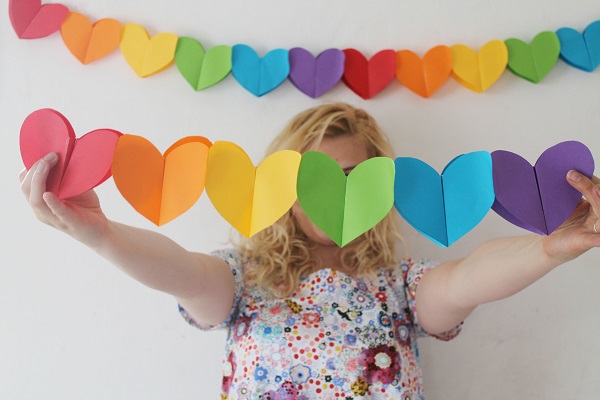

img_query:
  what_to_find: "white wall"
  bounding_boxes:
[1,0,599,399]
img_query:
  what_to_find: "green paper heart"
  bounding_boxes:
[175,37,232,90]
[296,151,395,247]
[505,31,560,83]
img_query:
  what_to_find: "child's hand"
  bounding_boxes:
[19,152,109,249]
[542,171,600,262]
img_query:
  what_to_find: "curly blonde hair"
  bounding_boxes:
[235,102,404,297]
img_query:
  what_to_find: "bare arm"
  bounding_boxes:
[416,172,600,335]
[20,152,234,326]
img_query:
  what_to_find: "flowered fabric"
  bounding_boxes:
[179,249,462,399]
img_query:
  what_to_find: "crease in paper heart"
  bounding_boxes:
[205,142,301,237]
[20,108,121,199]
[297,152,395,247]
[112,135,212,226]
[10,0,69,39]
[342,49,396,99]
[505,31,560,83]
[288,48,345,98]
[394,152,495,247]
[231,45,290,97]
[395,46,452,98]
[175,37,232,90]
[450,40,508,92]
[60,12,121,64]
[556,21,600,72]
[491,141,595,235]
[120,23,179,78]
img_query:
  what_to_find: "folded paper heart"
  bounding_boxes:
[20,108,121,199]
[112,135,212,226]
[9,0,69,39]
[342,49,396,100]
[60,12,121,64]
[297,152,395,247]
[505,32,560,83]
[120,23,179,78]
[205,142,301,237]
[491,141,595,235]
[231,45,290,97]
[288,48,345,98]
[450,40,508,93]
[395,46,452,98]
[557,21,600,72]
[175,37,232,90]
[394,152,495,247]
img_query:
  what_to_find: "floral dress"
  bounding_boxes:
[180,249,462,400]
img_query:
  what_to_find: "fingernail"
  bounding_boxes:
[36,161,46,173]
[567,170,581,182]
[43,152,57,161]
[596,185,600,198]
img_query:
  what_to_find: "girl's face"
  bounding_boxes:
[291,134,370,246]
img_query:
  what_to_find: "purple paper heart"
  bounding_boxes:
[491,141,595,235]
[288,48,345,98]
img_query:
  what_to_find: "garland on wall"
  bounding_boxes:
[9,0,600,99]
[19,108,596,247]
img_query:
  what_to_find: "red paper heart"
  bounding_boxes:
[342,49,396,99]
[20,109,122,199]
[9,0,69,39]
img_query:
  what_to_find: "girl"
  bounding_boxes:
[20,103,600,399]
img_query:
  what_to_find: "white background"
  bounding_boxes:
[1,0,599,399]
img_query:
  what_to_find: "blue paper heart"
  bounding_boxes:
[556,20,600,72]
[394,152,495,247]
[232,44,290,96]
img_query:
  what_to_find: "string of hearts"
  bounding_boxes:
[20,108,596,247]
[9,1,600,99]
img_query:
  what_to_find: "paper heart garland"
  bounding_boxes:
[288,48,345,98]
[395,46,452,98]
[297,152,395,247]
[111,135,212,226]
[491,141,595,235]
[120,23,179,78]
[20,108,121,199]
[394,152,495,247]
[450,40,508,93]
[9,0,69,39]
[205,142,301,237]
[342,49,396,99]
[231,45,290,97]
[60,12,121,64]
[505,32,561,83]
[175,37,232,90]
[556,21,600,72]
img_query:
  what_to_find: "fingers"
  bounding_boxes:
[43,192,72,229]
[567,170,600,218]
[20,153,58,199]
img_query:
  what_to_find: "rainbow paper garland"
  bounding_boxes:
[9,1,600,99]
[19,108,596,247]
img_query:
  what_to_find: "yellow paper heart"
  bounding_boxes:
[450,40,508,93]
[120,23,178,78]
[205,141,301,238]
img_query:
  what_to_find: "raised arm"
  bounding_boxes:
[20,152,234,326]
[416,171,600,335]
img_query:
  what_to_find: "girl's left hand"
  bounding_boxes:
[542,171,600,262]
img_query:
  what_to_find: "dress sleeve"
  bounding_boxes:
[402,258,463,341]
[178,248,245,331]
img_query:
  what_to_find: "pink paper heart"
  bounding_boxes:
[20,109,122,199]
[9,0,69,39]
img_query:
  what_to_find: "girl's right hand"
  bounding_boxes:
[19,152,109,249]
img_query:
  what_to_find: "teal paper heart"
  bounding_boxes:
[231,44,289,96]
[394,152,495,247]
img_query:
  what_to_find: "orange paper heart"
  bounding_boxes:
[112,135,211,225]
[60,12,121,64]
[395,46,452,98]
